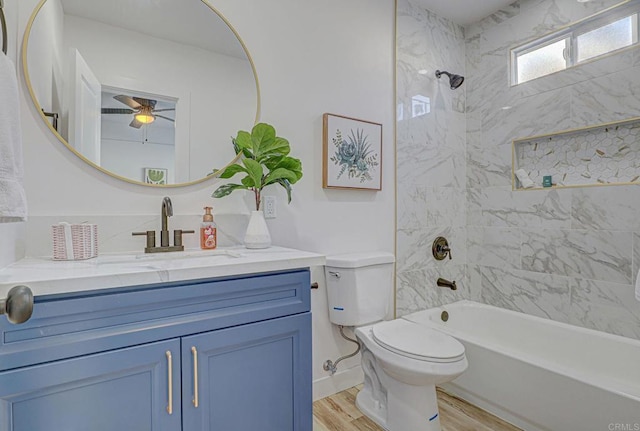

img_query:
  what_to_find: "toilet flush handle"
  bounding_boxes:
[328,271,341,278]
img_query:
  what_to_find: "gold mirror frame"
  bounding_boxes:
[22,0,260,188]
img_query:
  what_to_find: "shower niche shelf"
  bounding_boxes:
[512,117,640,191]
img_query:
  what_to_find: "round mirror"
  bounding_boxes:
[23,0,259,186]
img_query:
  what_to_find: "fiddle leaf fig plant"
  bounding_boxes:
[212,123,303,211]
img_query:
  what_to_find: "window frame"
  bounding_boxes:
[512,34,571,85]
[511,2,640,86]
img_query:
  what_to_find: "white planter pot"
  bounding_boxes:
[244,210,271,249]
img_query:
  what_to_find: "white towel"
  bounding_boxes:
[515,169,535,189]
[0,53,27,222]
[635,268,640,301]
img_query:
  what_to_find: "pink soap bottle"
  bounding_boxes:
[200,207,217,250]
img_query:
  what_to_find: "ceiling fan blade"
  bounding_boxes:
[129,118,144,129]
[155,115,175,122]
[152,108,175,113]
[133,97,157,109]
[114,95,142,109]
[101,108,135,114]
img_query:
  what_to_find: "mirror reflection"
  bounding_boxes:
[25,0,259,185]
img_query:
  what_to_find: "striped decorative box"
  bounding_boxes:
[52,223,98,260]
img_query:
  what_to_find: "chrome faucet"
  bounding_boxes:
[132,196,194,253]
[161,196,173,247]
[437,278,457,290]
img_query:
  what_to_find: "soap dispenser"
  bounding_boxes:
[200,207,217,250]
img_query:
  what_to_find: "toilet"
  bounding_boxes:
[325,252,467,431]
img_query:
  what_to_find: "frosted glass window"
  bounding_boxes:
[511,4,640,86]
[577,16,635,62]
[516,39,568,84]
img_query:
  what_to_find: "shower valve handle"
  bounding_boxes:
[441,245,452,259]
[432,237,452,260]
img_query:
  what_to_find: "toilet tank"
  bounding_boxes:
[324,252,395,327]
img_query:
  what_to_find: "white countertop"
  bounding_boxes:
[0,246,325,298]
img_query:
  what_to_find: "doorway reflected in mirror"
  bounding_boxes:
[101,88,176,184]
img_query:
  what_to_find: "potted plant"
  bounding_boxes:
[212,123,303,248]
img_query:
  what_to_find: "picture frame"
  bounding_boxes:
[144,167,168,185]
[322,113,382,190]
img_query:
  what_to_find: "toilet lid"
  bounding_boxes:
[372,319,465,362]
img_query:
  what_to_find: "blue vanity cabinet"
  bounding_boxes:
[181,312,312,431]
[0,269,312,431]
[0,339,181,431]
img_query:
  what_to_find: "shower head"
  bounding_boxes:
[435,70,465,90]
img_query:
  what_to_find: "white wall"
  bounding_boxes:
[14,0,395,400]
[0,224,26,268]
[101,140,176,184]
[101,117,177,184]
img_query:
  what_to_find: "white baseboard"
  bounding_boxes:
[313,365,364,401]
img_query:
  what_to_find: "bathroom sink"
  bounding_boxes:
[95,249,243,266]
[133,249,243,260]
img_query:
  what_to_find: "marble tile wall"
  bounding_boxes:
[465,0,640,340]
[396,0,469,317]
[397,0,640,340]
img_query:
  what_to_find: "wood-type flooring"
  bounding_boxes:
[313,385,522,431]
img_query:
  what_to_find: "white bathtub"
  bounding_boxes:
[403,300,640,431]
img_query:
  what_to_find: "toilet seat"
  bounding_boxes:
[372,319,465,363]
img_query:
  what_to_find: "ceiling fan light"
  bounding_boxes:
[135,113,155,124]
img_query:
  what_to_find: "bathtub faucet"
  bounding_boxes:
[437,278,457,291]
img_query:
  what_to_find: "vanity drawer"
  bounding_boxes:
[0,269,310,371]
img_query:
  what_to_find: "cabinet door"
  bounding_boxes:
[182,312,312,431]
[0,339,181,431]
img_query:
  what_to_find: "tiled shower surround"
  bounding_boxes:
[397,0,640,340]
[396,0,470,316]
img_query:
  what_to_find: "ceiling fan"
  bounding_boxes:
[101,95,175,128]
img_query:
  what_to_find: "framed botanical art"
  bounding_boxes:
[322,113,382,190]
[144,167,168,185]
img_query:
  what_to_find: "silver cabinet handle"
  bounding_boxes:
[191,346,199,408]
[0,285,34,324]
[166,351,173,415]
